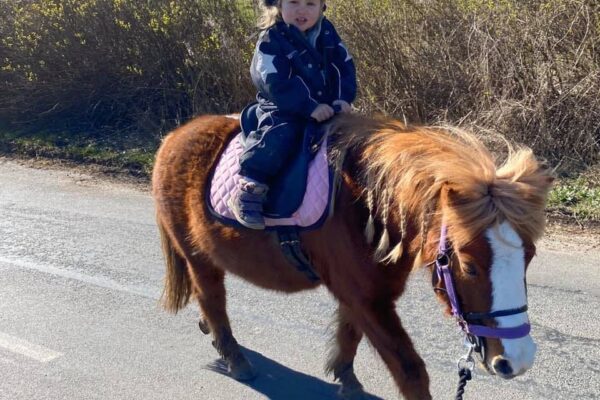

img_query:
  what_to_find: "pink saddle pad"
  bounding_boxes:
[208,132,331,228]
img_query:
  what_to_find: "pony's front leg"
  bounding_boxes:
[355,301,431,400]
[326,304,367,400]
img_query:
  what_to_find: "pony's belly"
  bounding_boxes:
[206,231,320,293]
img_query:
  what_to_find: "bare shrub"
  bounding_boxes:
[329,0,600,170]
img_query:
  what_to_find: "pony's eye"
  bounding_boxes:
[463,263,478,277]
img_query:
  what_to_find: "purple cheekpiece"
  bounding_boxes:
[436,224,531,339]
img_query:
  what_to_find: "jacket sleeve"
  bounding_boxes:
[251,30,320,118]
[329,25,357,104]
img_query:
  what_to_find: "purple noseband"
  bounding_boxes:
[435,224,531,339]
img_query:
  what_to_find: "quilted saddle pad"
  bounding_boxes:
[207,131,332,229]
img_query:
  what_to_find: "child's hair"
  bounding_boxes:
[257,1,282,30]
[257,0,325,30]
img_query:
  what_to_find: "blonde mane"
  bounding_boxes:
[330,114,554,261]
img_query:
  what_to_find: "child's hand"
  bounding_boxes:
[332,100,352,113]
[311,104,335,122]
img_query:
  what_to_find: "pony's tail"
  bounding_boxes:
[158,220,192,313]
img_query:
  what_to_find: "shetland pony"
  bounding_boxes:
[152,113,553,400]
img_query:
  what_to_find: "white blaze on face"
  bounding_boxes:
[486,221,536,375]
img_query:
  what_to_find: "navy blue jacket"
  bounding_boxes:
[250,18,357,118]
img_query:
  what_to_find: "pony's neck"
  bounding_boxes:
[353,132,449,264]
[330,113,552,268]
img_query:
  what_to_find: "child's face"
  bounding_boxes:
[281,0,322,33]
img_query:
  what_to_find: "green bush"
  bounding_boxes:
[549,177,600,220]
[0,0,256,140]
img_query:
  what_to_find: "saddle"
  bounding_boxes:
[207,103,335,230]
[206,104,343,283]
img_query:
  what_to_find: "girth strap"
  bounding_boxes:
[276,227,320,283]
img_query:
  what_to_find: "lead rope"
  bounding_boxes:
[455,368,471,400]
[455,344,475,400]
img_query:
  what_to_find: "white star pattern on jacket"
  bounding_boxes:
[256,51,277,83]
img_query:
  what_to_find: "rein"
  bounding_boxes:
[434,223,531,399]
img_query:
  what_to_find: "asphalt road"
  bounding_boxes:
[0,158,598,400]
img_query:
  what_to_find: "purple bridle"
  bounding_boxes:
[435,224,531,340]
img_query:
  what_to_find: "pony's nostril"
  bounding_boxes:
[493,358,513,376]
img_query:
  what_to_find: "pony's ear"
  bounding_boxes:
[526,157,555,188]
[498,149,556,194]
[537,160,556,188]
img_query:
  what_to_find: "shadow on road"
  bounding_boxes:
[205,347,385,400]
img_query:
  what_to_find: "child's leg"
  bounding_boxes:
[229,113,302,229]
[239,116,302,183]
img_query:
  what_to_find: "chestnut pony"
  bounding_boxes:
[152,113,553,400]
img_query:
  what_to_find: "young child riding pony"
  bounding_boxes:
[229,0,357,229]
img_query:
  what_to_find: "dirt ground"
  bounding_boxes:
[543,221,600,252]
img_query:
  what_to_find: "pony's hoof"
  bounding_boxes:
[228,353,257,381]
[198,318,211,335]
[337,369,366,400]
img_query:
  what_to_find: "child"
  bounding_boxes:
[229,0,357,229]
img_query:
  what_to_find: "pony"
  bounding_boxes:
[152,113,554,400]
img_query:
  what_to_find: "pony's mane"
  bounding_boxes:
[329,114,554,260]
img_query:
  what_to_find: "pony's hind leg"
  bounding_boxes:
[326,304,367,400]
[187,257,256,381]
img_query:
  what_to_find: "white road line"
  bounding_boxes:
[0,256,160,300]
[0,331,62,362]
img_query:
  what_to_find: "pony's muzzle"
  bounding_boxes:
[491,334,536,379]
[491,356,514,379]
